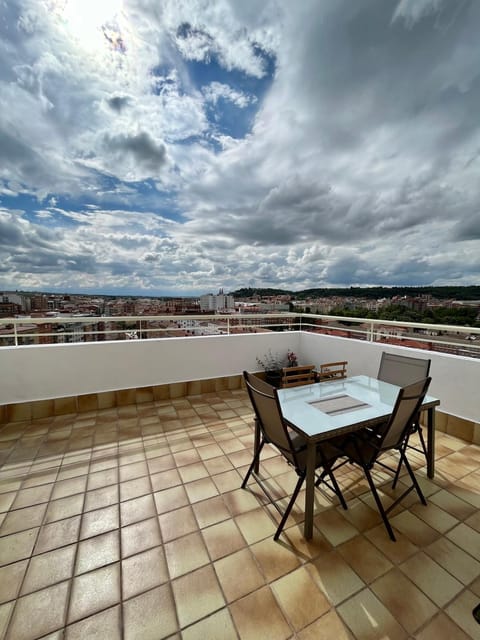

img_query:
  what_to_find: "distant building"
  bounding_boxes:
[1,292,31,314]
[200,289,234,312]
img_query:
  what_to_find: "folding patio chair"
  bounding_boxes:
[377,352,431,485]
[337,377,431,541]
[241,371,347,540]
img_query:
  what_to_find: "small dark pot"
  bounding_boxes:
[265,370,282,388]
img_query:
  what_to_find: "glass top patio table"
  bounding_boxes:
[276,374,440,539]
[277,374,438,441]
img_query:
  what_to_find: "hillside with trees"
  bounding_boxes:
[230,286,480,300]
[327,303,479,327]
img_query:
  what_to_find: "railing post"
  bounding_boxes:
[14,321,18,347]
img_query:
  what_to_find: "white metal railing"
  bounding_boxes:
[0,313,479,359]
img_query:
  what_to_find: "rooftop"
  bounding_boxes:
[0,388,479,639]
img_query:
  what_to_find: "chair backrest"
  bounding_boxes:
[281,364,316,387]
[379,377,431,450]
[377,352,431,386]
[317,361,348,382]
[243,371,297,465]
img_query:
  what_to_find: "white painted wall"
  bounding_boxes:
[0,333,300,404]
[1,331,478,423]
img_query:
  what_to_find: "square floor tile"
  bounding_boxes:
[153,486,189,515]
[424,536,480,585]
[122,546,169,600]
[75,530,120,574]
[0,528,39,566]
[415,612,471,640]
[271,566,330,631]
[121,517,162,558]
[307,549,364,606]
[370,568,438,634]
[338,535,393,584]
[181,608,237,640]
[184,477,219,503]
[229,586,291,640]
[202,519,246,560]
[445,589,480,639]
[446,523,480,560]
[337,588,407,640]
[158,505,198,542]
[0,560,28,604]
[34,515,81,555]
[250,537,302,582]
[21,545,76,595]
[235,507,276,544]
[68,563,120,624]
[0,503,47,536]
[314,507,359,546]
[6,581,69,640]
[172,564,225,628]
[44,494,84,524]
[84,485,119,512]
[12,485,53,509]
[399,551,463,607]
[119,476,151,502]
[64,605,121,640]
[123,584,178,640]
[297,610,354,640]
[191,495,230,529]
[80,504,119,539]
[165,531,210,578]
[120,494,156,527]
[214,548,265,603]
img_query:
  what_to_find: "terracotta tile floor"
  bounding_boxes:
[0,389,479,639]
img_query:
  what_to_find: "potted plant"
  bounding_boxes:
[287,349,298,367]
[256,349,293,387]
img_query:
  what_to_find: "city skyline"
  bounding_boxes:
[1,0,480,297]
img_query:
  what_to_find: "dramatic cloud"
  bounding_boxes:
[0,0,479,295]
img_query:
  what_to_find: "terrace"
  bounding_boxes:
[0,319,479,638]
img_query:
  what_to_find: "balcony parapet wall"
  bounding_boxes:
[1,331,479,443]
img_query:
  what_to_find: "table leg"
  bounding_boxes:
[304,441,316,539]
[426,407,436,478]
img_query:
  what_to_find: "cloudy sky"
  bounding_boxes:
[1,0,479,296]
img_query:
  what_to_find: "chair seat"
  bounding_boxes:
[290,432,345,471]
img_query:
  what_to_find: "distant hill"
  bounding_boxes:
[229,286,480,301]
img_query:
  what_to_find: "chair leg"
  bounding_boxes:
[315,452,348,510]
[274,474,305,540]
[392,438,408,490]
[362,464,396,542]
[241,440,265,489]
[400,451,427,506]
[323,465,348,510]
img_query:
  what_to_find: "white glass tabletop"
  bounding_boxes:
[277,375,438,441]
